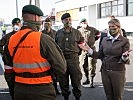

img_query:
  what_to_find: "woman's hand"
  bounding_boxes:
[122,50,132,58]
[78,42,90,52]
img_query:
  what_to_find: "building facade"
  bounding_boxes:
[55,0,133,35]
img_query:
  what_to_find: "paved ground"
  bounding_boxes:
[0,36,133,100]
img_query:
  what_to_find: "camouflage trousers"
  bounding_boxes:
[79,51,97,78]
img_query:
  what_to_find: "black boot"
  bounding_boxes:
[83,67,90,85]
[75,97,80,100]
[83,79,90,85]
[53,80,61,95]
[64,96,69,100]
[55,89,61,95]
[63,91,71,100]
[90,77,95,88]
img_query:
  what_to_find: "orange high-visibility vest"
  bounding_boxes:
[8,29,52,84]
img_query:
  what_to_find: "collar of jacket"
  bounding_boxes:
[63,27,72,33]
[43,28,53,33]
[106,34,123,41]
[22,22,38,31]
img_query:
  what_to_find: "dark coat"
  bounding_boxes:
[92,35,130,71]
[55,27,84,55]
[99,28,127,47]
[42,28,56,39]
[0,31,16,54]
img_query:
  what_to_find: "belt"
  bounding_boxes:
[64,54,77,59]
[16,70,50,78]
[64,55,71,59]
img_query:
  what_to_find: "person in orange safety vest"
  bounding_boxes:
[3,5,66,100]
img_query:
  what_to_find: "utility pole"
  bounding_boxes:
[35,0,40,8]
[29,0,40,8]
[16,0,18,17]
[29,0,32,5]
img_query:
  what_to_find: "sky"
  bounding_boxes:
[0,0,55,24]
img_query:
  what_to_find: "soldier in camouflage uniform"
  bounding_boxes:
[78,18,100,88]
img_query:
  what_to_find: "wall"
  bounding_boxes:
[97,16,133,32]
[55,0,133,33]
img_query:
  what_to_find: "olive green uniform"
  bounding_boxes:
[42,28,56,39]
[3,26,67,100]
[0,31,16,54]
[42,28,61,95]
[55,28,84,99]
[79,26,99,86]
[0,31,16,99]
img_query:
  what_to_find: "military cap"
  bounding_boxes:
[80,18,87,23]
[22,5,44,16]
[45,18,52,22]
[61,13,71,20]
[12,18,21,24]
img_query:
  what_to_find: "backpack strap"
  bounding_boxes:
[12,30,33,58]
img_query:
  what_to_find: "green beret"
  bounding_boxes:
[80,18,87,23]
[22,5,43,16]
[61,13,71,20]
[12,18,21,24]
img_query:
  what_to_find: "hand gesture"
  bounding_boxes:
[78,42,90,51]
[122,50,132,58]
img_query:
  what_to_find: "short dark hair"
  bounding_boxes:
[12,18,21,24]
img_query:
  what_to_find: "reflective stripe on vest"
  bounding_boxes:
[15,76,52,84]
[8,29,52,84]
[13,61,51,73]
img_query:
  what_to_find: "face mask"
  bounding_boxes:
[26,21,42,31]
[81,24,87,28]
[44,24,51,30]
[63,22,72,28]
[109,29,119,37]
[13,25,20,31]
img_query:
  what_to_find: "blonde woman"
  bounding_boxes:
[79,19,131,100]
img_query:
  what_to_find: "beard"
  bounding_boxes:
[63,22,72,28]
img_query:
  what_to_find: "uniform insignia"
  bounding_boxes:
[66,38,68,41]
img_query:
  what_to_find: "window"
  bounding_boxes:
[79,6,87,12]
[100,0,124,18]
[100,2,111,17]
[112,6,117,16]
[128,0,133,15]
[118,5,124,16]
[67,8,79,21]
[56,8,79,22]
[56,11,66,22]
